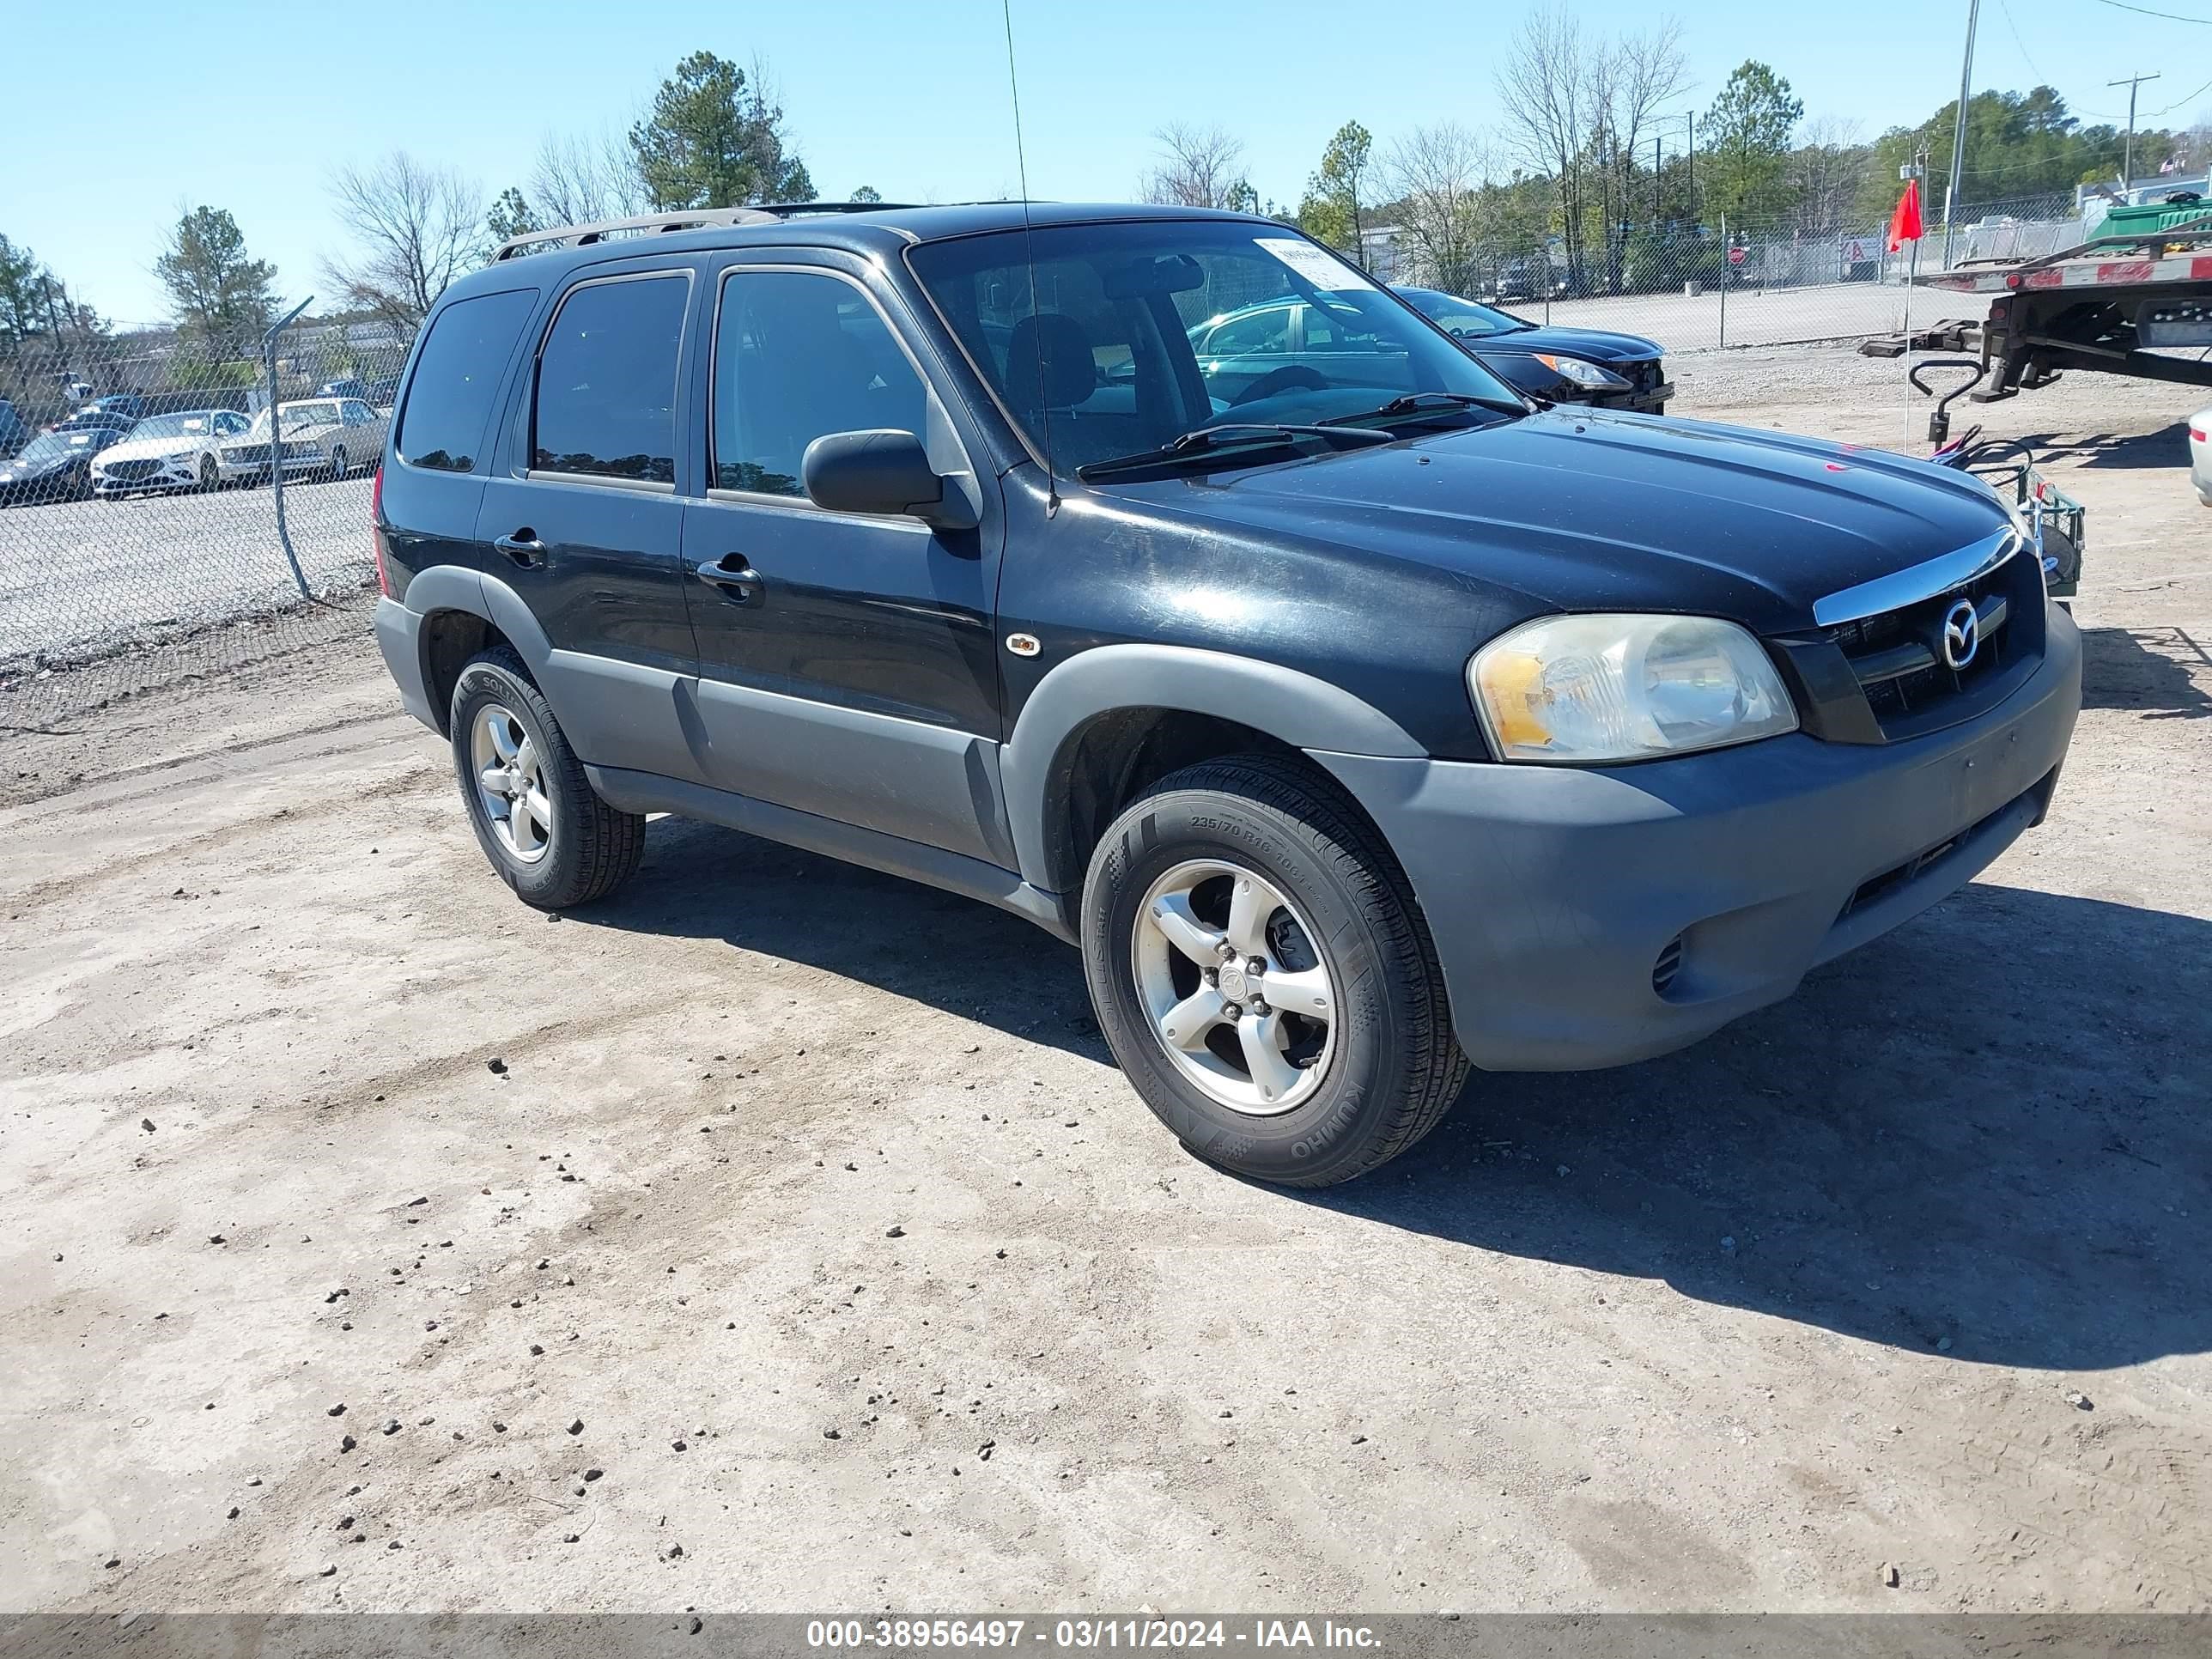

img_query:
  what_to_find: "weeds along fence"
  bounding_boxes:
[0,318,410,731]
[1362,191,2089,350]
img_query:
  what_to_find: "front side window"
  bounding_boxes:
[397,286,538,473]
[711,270,928,497]
[532,274,689,483]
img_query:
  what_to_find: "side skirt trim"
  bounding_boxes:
[583,764,1073,943]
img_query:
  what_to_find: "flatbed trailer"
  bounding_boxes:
[1863,213,2212,403]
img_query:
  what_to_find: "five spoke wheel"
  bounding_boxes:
[1132,859,1336,1115]
[471,702,551,864]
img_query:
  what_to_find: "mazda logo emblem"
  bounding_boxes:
[1941,599,1980,671]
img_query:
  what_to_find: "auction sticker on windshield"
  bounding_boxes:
[1255,237,1373,291]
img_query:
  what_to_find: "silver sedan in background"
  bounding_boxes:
[217,398,390,486]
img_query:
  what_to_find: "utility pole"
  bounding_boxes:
[1685,110,1696,225]
[1945,0,1979,268]
[2106,73,2161,191]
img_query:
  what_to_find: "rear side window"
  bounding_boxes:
[532,274,690,484]
[396,287,538,473]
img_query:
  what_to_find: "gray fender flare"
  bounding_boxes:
[396,566,559,720]
[999,643,1422,892]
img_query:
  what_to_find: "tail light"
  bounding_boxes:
[370,466,391,597]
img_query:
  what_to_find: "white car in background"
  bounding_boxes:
[2191,407,2209,507]
[91,409,253,497]
[216,397,390,486]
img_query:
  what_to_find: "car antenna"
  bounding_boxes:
[1000,0,1059,516]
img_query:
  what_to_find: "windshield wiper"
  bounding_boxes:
[1075,422,1395,481]
[1317,391,1529,427]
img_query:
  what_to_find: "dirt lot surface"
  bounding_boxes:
[3,352,2209,1614]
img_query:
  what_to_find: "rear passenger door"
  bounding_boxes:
[380,283,544,615]
[678,253,1011,867]
[478,264,708,785]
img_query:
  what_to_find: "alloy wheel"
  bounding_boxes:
[471,702,552,864]
[1130,858,1337,1115]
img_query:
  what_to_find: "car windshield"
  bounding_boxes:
[1396,288,1530,337]
[17,432,93,464]
[128,413,217,441]
[908,219,1522,477]
[252,402,339,435]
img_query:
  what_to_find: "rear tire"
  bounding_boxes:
[448,647,646,910]
[1081,754,1469,1187]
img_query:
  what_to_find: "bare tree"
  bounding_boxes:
[323,153,483,331]
[1139,124,1249,208]
[1382,124,1492,294]
[1498,8,1688,293]
[1787,115,1869,233]
[1601,22,1690,280]
[532,126,647,227]
[1496,6,1593,280]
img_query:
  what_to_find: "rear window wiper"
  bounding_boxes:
[1318,391,1531,428]
[1074,422,1395,481]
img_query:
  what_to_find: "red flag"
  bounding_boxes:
[1887,179,1923,252]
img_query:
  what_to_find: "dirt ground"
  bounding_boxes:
[3,353,2208,1615]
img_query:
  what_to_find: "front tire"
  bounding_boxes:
[448,647,647,910]
[328,445,348,482]
[1081,755,1469,1187]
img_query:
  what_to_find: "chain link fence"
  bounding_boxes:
[1361,191,2088,349]
[0,191,2106,735]
[0,317,411,731]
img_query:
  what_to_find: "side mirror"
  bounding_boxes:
[801,428,947,521]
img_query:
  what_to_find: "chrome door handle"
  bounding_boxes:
[695,557,763,601]
[494,532,546,568]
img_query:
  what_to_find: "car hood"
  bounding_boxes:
[1109,408,2014,635]
[98,434,210,464]
[1471,324,1662,363]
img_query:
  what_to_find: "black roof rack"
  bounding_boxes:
[489,201,933,263]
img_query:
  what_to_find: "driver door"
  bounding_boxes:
[678,253,1014,868]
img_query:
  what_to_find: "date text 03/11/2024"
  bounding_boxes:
[804,1620,1383,1650]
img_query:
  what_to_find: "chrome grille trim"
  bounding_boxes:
[1811,527,2021,628]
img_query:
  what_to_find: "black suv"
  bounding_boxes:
[373,203,2081,1188]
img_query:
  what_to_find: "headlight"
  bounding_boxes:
[1468,614,1798,763]
[1533,353,1630,391]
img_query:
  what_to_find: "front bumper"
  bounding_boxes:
[217,451,325,483]
[1592,380,1673,413]
[1317,605,2081,1072]
[94,460,197,495]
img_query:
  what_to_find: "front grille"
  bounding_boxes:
[1823,545,2045,740]
[1620,359,1663,396]
[224,444,270,465]
[103,459,161,482]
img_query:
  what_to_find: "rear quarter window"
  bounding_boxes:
[396,287,539,473]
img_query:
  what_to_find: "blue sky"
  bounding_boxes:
[9,0,2209,321]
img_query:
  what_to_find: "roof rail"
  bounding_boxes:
[757,200,923,217]
[491,206,781,263]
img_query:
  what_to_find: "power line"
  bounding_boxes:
[2143,71,2212,115]
[2089,0,2212,22]
[1996,0,2045,85]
